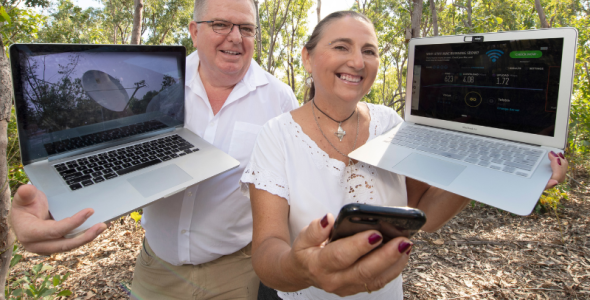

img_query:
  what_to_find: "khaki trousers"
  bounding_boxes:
[131,239,259,300]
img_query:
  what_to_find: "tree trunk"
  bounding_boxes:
[534,0,550,28]
[254,0,262,64]
[317,0,321,23]
[466,0,473,32]
[130,0,143,45]
[0,36,15,300]
[265,0,292,74]
[411,0,423,38]
[430,0,438,36]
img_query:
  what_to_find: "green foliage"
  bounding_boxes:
[7,107,28,195]
[5,245,72,299]
[36,0,108,44]
[0,6,45,48]
[536,184,569,213]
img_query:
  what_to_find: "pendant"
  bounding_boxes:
[335,122,346,141]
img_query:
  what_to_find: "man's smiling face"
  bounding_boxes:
[190,0,256,83]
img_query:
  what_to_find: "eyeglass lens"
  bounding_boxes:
[211,21,256,37]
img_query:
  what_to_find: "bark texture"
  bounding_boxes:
[0,38,15,300]
[130,0,144,45]
[254,0,262,64]
[316,0,321,23]
[430,0,439,36]
[535,0,551,28]
[411,0,423,38]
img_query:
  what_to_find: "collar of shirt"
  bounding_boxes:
[185,52,269,117]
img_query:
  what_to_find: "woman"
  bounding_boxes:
[240,11,567,300]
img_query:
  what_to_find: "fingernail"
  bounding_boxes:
[550,151,557,157]
[559,152,565,159]
[85,211,93,219]
[557,158,561,166]
[320,214,328,228]
[406,246,413,255]
[398,241,413,253]
[97,225,107,235]
[368,234,382,245]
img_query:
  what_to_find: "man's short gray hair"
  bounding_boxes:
[193,0,257,22]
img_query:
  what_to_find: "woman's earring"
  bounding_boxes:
[305,76,314,88]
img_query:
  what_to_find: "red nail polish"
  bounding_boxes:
[368,234,382,245]
[398,241,412,253]
[320,215,328,228]
[559,152,565,159]
[557,158,561,166]
[550,151,557,157]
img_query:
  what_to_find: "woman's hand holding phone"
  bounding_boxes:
[285,213,413,297]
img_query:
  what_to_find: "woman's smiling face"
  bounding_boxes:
[302,16,379,104]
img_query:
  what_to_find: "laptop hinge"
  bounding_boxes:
[47,127,177,162]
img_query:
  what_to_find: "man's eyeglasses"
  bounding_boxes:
[196,20,257,37]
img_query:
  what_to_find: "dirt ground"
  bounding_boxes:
[7,184,590,299]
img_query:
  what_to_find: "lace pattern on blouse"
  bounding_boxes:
[240,161,290,202]
[284,103,385,204]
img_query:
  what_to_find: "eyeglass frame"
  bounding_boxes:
[195,20,258,37]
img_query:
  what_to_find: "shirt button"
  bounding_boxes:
[188,191,193,196]
[209,120,215,126]
[181,230,187,234]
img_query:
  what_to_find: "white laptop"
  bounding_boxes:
[349,28,577,215]
[10,44,239,236]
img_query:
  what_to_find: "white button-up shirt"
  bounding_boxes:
[141,52,299,266]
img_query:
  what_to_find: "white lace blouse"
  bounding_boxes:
[240,103,407,300]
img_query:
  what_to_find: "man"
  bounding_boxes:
[9,0,299,298]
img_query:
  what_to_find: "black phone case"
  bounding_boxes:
[329,203,427,243]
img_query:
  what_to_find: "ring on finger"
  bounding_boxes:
[364,283,372,294]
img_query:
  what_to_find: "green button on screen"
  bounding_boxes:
[510,50,542,58]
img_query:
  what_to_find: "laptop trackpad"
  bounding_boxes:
[128,164,193,197]
[394,153,466,186]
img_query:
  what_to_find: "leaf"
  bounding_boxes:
[12,288,23,297]
[40,264,53,272]
[32,263,42,275]
[130,211,142,223]
[39,288,56,297]
[57,290,73,297]
[433,239,445,245]
[496,17,503,24]
[53,276,60,286]
[0,6,11,24]
[10,254,23,268]
[25,289,34,297]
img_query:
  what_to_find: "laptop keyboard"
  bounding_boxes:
[53,135,199,191]
[386,126,545,178]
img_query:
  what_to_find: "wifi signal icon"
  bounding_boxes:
[486,49,504,62]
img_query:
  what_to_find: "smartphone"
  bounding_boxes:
[328,203,427,244]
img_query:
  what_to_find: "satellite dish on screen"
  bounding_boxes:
[82,70,130,112]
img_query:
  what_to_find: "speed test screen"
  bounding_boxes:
[411,38,564,137]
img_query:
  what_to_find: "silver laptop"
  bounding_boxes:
[10,44,239,236]
[349,28,577,215]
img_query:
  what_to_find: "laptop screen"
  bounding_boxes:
[410,37,564,137]
[10,44,186,164]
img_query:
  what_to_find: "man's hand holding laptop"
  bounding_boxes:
[10,184,107,255]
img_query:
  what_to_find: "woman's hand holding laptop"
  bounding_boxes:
[545,151,568,190]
